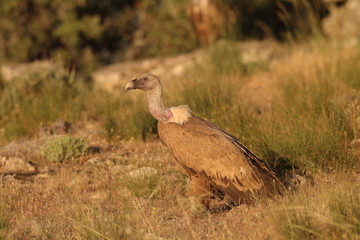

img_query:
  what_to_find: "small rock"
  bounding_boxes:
[0,156,36,173]
[128,167,158,179]
[35,173,51,179]
[87,157,101,165]
[104,159,115,167]
[0,60,57,83]
[89,192,108,201]
[2,174,16,183]
[37,166,50,173]
[92,50,204,92]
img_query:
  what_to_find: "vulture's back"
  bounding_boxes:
[158,116,284,204]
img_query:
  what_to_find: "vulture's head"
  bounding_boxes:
[125,72,192,124]
[125,73,161,92]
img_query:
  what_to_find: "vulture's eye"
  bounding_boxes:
[139,77,148,84]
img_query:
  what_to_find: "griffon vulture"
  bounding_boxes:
[125,73,284,212]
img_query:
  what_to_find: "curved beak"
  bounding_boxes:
[125,79,137,91]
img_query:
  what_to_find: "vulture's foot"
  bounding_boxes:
[186,177,212,206]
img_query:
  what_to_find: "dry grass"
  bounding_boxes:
[0,39,360,239]
[268,174,360,240]
[0,140,359,239]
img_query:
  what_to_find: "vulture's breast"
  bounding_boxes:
[157,116,258,182]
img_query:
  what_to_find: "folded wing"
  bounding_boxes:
[158,116,284,204]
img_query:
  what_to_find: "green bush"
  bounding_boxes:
[0,0,137,72]
[0,0,198,68]
[39,135,87,162]
[0,0,329,71]
[128,0,198,58]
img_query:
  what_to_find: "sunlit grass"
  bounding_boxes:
[0,69,87,141]
[0,202,9,240]
[171,42,359,173]
[269,176,360,240]
[70,205,138,240]
[255,74,355,172]
[1,41,358,173]
[94,91,157,141]
[0,140,358,239]
[0,2,359,239]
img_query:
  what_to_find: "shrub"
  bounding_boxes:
[0,66,86,141]
[0,0,137,72]
[0,0,330,71]
[126,0,198,58]
[39,135,87,162]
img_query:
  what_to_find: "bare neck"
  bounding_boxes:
[147,87,173,123]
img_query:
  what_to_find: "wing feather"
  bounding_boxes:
[158,116,283,203]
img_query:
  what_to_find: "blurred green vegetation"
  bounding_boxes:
[0,0,137,73]
[129,0,198,58]
[39,135,87,162]
[219,0,327,40]
[0,67,86,140]
[0,0,328,73]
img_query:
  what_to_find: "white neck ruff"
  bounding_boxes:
[168,105,192,125]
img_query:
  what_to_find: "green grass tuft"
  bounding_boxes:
[123,174,160,199]
[71,207,137,240]
[39,135,87,162]
[255,77,355,171]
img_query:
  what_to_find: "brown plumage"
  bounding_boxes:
[125,73,284,212]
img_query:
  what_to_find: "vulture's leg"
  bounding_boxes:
[186,176,211,209]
